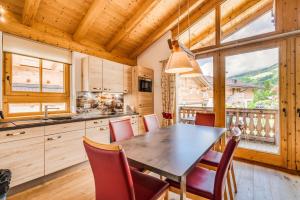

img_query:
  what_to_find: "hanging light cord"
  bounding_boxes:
[177,0,181,40]
[188,0,190,49]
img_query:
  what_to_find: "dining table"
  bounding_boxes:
[114,123,227,200]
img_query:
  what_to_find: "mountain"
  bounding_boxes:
[228,63,278,86]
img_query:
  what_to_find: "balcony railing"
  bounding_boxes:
[179,106,279,144]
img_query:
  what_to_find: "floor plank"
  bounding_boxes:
[8,161,300,200]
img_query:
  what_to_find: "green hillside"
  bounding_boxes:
[228,63,279,109]
[228,63,278,86]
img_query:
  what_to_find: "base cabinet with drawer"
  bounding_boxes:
[85,126,110,144]
[45,130,86,175]
[0,115,138,187]
[0,127,44,187]
[131,115,139,136]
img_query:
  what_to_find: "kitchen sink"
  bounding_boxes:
[45,116,73,121]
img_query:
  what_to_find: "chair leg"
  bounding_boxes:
[224,187,228,200]
[164,191,168,200]
[230,165,237,193]
[227,173,234,200]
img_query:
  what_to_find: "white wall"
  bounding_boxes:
[137,31,171,124]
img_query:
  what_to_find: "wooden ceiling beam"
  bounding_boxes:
[73,0,107,42]
[22,0,41,26]
[129,0,206,58]
[0,10,136,65]
[188,0,272,48]
[105,0,161,52]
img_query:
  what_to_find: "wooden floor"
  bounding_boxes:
[8,161,300,200]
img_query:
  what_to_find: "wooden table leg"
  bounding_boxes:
[180,176,187,200]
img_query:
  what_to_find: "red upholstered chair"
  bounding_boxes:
[109,118,134,142]
[143,114,160,132]
[109,118,145,172]
[83,137,169,200]
[166,135,241,200]
[195,112,215,126]
[199,127,242,200]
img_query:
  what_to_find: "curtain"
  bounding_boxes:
[161,60,176,127]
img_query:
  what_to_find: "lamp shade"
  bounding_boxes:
[180,58,203,77]
[165,47,193,73]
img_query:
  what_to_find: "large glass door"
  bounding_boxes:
[222,42,287,167]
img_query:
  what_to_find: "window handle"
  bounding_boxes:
[297,108,300,117]
[283,108,287,117]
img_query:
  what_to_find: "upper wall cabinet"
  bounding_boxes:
[123,65,132,93]
[82,56,103,92]
[102,60,124,93]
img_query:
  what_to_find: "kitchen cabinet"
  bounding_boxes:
[132,66,154,134]
[45,129,86,175]
[85,126,110,144]
[45,122,85,136]
[0,115,137,187]
[131,115,139,136]
[103,60,124,93]
[0,127,44,187]
[138,66,153,79]
[86,118,109,128]
[82,56,103,92]
[123,65,132,93]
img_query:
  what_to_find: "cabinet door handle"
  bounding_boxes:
[47,136,62,141]
[103,88,107,91]
[93,121,99,124]
[6,131,26,137]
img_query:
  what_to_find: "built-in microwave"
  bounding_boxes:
[138,77,152,92]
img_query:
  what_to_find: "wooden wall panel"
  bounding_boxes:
[213,52,225,127]
[286,38,297,169]
[295,37,300,170]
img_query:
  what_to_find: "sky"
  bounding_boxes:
[197,10,278,78]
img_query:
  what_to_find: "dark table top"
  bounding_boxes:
[115,124,226,181]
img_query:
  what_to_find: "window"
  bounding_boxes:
[12,55,40,92]
[221,0,275,43]
[42,60,64,93]
[225,47,280,154]
[3,53,70,118]
[179,10,216,50]
[178,57,214,109]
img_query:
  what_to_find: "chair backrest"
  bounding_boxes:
[213,135,240,200]
[195,113,215,127]
[143,114,160,132]
[83,137,135,200]
[109,118,134,142]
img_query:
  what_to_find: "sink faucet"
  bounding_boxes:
[44,105,59,120]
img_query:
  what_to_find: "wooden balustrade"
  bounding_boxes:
[179,106,279,144]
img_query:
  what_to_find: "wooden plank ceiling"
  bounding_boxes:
[0,0,273,65]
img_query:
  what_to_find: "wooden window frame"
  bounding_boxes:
[3,52,71,118]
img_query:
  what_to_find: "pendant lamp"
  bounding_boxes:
[180,58,203,77]
[165,44,193,73]
[165,0,193,74]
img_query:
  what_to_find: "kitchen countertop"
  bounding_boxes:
[0,112,139,131]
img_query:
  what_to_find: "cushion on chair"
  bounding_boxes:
[200,150,222,167]
[166,167,215,199]
[131,169,169,200]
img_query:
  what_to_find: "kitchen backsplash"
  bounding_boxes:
[76,92,124,114]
